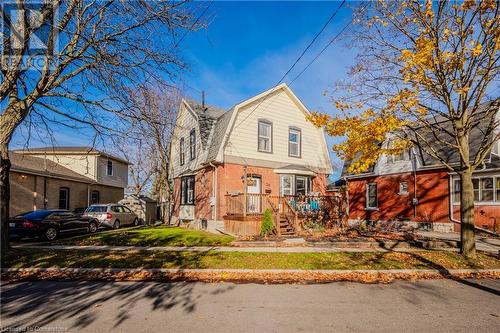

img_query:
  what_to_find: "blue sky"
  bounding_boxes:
[12,1,359,178]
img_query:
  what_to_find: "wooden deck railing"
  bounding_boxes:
[225,194,341,217]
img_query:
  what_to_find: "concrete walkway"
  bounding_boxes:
[416,231,500,253]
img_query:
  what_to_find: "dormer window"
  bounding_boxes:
[106,160,113,176]
[258,120,272,153]
[387,150,409,163]
[180,137,185,166]
[190,128,196,160]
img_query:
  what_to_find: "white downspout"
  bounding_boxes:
[209,162,217,222]
[448,174,460,223]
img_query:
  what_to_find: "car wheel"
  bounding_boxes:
[133,218,139,226]
[113,220,120,229]
[44,227,58,241]
[89,221,98,233]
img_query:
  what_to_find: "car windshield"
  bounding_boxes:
[20,210,54,220]
[86,206,107,213]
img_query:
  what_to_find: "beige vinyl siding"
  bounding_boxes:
[224,89,331,173]
[171,103,209,178]
[95,156,128,188]
[28,154,97,180]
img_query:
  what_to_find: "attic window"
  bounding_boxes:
[387,150,409,163]
[106,160,113,176]
[190,128,196,160]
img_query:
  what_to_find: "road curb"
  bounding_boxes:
[2,267,499,284]
[11,244,462,253]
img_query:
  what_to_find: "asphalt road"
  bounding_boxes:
[1,279,499,332]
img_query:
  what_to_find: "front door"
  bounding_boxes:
[246,177,262,213]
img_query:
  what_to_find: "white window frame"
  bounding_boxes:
[280,175,294,196]
[452,176,500,204]
[288,127,301,158]
[399,181,409,195]
[366,183,378,209]
[258,120,272,153]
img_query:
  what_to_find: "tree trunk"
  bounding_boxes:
[0,147,11,256]
[460,170,476,258]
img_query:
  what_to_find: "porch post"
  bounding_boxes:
[243,167,247,217]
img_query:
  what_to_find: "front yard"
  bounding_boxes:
[53,226,235,247]
[3,248,499,271]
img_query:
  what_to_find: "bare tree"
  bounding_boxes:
[309,0,499,257]
[0,0,207,252]
[120,84,179,223]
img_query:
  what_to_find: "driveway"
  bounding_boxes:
[1,279,499,332]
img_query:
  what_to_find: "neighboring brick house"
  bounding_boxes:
[343,101,500,232]
[9,147,129,216]
[170,84,333,233]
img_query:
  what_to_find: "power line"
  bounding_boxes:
[233,0,346,130]
[175,0,213,48]
[276,0,346,85]
[289,2,369,85]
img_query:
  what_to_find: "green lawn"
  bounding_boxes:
[3,248,499,270]
[54,226,235,247]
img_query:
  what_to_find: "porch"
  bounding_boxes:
[223,193,346,236]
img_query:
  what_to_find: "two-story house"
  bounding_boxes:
[10,147,129,216]
[170,84,333,235]
[343,100,499,232]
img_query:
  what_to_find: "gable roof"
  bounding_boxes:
[178,83,332,173]
[10,152,94,183]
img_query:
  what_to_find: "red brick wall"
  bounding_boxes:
[195,167,214,220]
[452,205,500,230]
[348,169,451,223]
[174,163,330,221]
[348,169,500,230]
[216,163,328,220]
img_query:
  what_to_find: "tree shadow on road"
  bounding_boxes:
[370,238,500,297]
[0,280,235,330]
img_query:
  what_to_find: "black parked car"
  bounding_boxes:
[9,210,99,241]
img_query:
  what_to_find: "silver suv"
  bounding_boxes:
[84,204,139,229]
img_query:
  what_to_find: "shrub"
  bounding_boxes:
[260,209,275,237]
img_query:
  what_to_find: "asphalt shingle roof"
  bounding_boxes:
[341,100,499,177]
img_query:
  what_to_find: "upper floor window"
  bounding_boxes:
[288,127,301,157]
[258,120,272,153]
[106,160,113,176]
[492,140,499,156]
[59,187,70,210]
[387,150,409,163]
[180,137,185,166]
[189,129,196,160]
[366,183,378,209]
